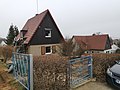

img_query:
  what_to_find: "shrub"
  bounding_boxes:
[116,49,120,54]
[0,47,2,57]
[33,53,120,88]
[92,53,120,82]
[0,46,13,62]
[33,55,69,90]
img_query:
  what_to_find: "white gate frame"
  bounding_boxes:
[12,53,33,90]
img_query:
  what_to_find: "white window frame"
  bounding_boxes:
[45,46,52,54]
[45,28,51,38]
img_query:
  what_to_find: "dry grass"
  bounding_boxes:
[0,61,24,90]
[0,46,13,62]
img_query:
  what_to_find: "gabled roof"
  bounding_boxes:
[17,9,64,44]
[111,44,120,50]
[73,34,110,50]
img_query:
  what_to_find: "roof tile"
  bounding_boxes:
[73,34,109,50]
[17,10,49,44]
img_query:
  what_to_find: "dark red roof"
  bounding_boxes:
[23,10,48,44]
[17,9,64,44]
[73,34,110,50]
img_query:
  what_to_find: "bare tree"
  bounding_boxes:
[59,39,75,57]
[58,38,85,58]
[117,40,120,48]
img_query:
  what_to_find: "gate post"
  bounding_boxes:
[28,54,33,90]
[89,56,93,78]
[12,53,33,90]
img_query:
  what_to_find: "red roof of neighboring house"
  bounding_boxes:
[73,34,110,50]
[16,9,64,44]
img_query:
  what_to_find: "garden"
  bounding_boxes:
[0,46,120,89]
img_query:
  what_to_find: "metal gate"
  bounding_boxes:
[69,56,93,88]
[12,53,33,90]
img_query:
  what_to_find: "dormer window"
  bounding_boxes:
[20,31,23,38]
[45,28,51,38]
[20,30,27,39]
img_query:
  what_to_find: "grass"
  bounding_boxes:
[0,61,25,90]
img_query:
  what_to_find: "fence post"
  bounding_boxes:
[90,56,93,78]
[28,54,33,90]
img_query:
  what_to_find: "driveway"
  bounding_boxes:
[74,81,115,90]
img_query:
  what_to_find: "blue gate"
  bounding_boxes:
[69,56,93,88]
[12,53,33,90]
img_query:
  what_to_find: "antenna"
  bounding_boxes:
[36,0,38,14]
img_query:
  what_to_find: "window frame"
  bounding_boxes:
[45,28,52,38]
[45,46,52,54]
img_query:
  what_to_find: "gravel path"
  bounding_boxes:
[74,82,115,90]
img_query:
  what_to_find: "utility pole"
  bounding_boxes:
[36,0,38,14]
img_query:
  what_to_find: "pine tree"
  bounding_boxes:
[14,25,19,37]
[6,24,19,45]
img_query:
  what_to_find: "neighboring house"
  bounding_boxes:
[72,34,111,54]
[113,39,120,45]
[15,9,64,56]
[104,44,120,54]
[0,38,6,46]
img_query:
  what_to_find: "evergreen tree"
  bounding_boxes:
[14,25,19,37]
[6,24,19,45]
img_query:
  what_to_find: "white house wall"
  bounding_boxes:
[28,44,60,56]
[28,45,42,56]
[104,44,120,54]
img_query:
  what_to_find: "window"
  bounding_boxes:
[45,28,51,38]
[46,46,52,54]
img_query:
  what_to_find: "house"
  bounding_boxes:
[15,9,64,56]
[113,39,120,45]
[104,44,120,53]
[72,34,111,54]
[0,38,6,46]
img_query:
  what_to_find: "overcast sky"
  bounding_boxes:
[0,0,120,39]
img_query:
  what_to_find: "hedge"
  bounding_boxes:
[33,55,69,90]
[92,53,120,82]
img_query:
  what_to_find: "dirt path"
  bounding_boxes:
[74,81,115,90]
[0,61,23,90]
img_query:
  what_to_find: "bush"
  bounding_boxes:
[33,55,69,90]
[0,46,13,62]
[92,53,120,82]
[116,49,120,54]
[33,53,120,88]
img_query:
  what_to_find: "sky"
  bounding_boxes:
[0,0,120,39]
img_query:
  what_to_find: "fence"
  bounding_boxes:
[12,53,33,90]
[12,53,92,90]
[68,56,93,88]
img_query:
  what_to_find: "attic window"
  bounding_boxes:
[45,28,51,38]
[20,30,27,38]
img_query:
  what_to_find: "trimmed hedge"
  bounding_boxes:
[92,54,120,82]
[33,53,120,89]
[33,55,69,90]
